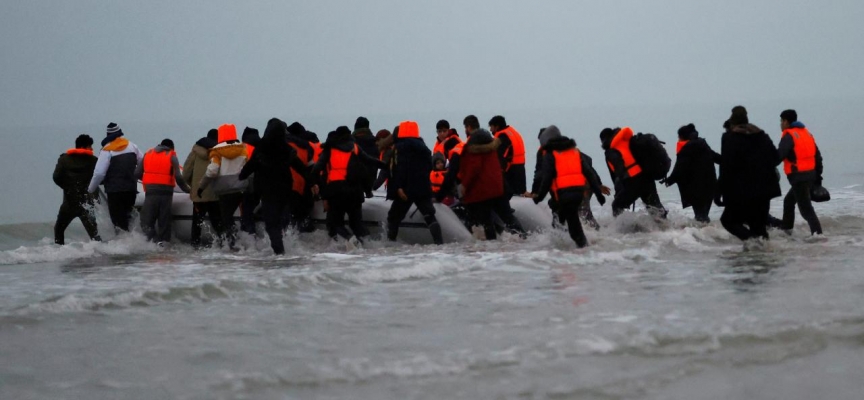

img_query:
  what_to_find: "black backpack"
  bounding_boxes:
[629,132,671,180]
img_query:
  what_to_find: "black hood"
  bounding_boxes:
[242,127,261,146]
[259,118,291,155]
[195,137,216,149]
[543,136,576,152]
[324,129,356,152]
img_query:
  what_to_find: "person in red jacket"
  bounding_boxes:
[437,115,525,240]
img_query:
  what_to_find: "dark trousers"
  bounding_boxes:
[191,201,223,248]
[287,191,315,232]
[387,197,442,244]
[54,201,100,245]
[692,200,712,223]
[579,190,599,230]
[107,191,137,232]
[261,198,289,254]
[218,192,244,248]
[241,191,261,234]
[140,193,173,243]
[559,196,588,248]
[611,176,667,218]
[781,180,822,234]
[464,196,525,240]
[506,164,527,195]
[721,199,770,241]
[326,198,368,240]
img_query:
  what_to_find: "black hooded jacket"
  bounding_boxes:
[388,137,433,201]
[54,150,98,205]
[310,130,385,202]
[665,135,718,208]
[534,137,605,204]
[717,123,782,204]
[238,119,307,202]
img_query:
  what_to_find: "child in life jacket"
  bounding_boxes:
[429,153,455,206]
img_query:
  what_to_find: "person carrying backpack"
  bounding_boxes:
[599,126,668,218]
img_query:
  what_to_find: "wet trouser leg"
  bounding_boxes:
[241,191,260,235]
[192,201,223,247]
[386,198,412,241]
[346,199,369,240]
[55,201,100,245]
[638,178,667,219]
[140,194,158,242]
[325,198,353,240]
[218,192,244,248]
[154,194,173,243]
[747,198,771,240]
[722,199,770,241]
[465,201,497,240]
[559,196,588,247]
[721,202,751,241]
[782,181,822,234]
[492,196,526,237]
[611,179,640,217]
[261,198,288,254]
[579,190,599,230]
[140,193,172,242]
[107,191,137,232]
[692,201,712,223]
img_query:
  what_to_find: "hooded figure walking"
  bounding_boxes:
[664,123,719,223]
[54,134,101,245]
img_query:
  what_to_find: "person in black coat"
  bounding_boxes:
[53,134,101,245]
[664,123,719,223]
[238,118,307,254]
[286,122,317,233]
[386,121,443,244]
[716,106,782,241]
[240,126,262,234]
[532,126,606,247]
[310,126,386,242]
[352,116,378,198]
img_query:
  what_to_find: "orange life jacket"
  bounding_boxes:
[142,149,176,187]
[430,170,446,193]
[676,140,688,154]
[327,145,359,183]
[433,140,445,157]
[551,148,586,200]
[289,142,309,194]
[449,142,464,159]
[398,120,420,139]
[494,126,526,169]
[781,127,817,175]
[606,127,642,178]
[310,142,322,162]
[245,143,255,159]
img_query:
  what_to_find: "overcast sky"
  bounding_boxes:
[2,0,863,127]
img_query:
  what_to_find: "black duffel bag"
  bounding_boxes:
[811,185,831,202]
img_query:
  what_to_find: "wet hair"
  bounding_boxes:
[463,115,480,130]
[488,115,506,129]
[75,134,94,149]
[780,109,798,123]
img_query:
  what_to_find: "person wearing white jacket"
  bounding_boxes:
[198,123,248,248]
[87,122,143,232]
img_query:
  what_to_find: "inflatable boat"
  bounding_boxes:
[134,185,553,245]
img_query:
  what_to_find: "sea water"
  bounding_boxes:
[2,102,864,399]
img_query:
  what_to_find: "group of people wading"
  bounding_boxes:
[52,106,826,254]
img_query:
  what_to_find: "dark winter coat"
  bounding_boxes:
[353,128,379,189]
[717,123,782,205]
[534,137,605,205]
[665,136,718,208]
[388,137,433,201]
[310,132,385,202]
[777,121,824,184]
[238,119,307,202]
[54,149,98,206]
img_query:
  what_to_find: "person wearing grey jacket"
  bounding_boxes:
[135,139,190,244]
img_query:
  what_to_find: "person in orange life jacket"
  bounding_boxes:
[489,115,527,195]
[433,120,463,161]
[599,127,668,219]
[436,115,525,240]
[528,128,609,230]
[716,106,782,241]
[54,134,101,245]
[430,152,456,205]
[386,121,444,244]
[776,109,823,235]
[353,116,378,198]
[285,121,317,233]
[309,126,387,242]
[198,124,248,249]
[238,119,309,255]
[135,139,190,244]
[373,129,394,191]
[532,126,606,248]
[663,124,720,223]
[182,128,224,248]
[239,127,262,235]
[88,122,143,233]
